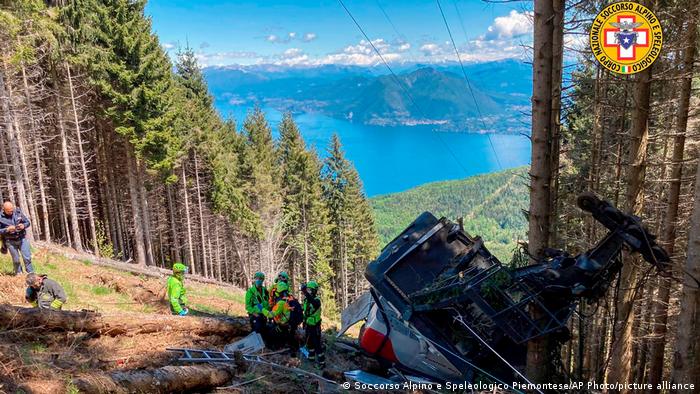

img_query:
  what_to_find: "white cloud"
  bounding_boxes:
[266,32,311,44]
[282,47,303,58]
[195,51,263,67]
[205,10,537,68]
[484,10,533,40]
[277,47,310,65]
[318,39,402,65]
[267,38,406,66]
[419,43,443,56]
[162,42,176,50]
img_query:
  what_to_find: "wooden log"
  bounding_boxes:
[0,305,250,338]
[72,364,239,394]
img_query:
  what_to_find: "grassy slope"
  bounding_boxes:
[0,246,246,317]
[371,167,529,261]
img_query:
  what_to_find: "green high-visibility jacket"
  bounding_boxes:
[167,275,188,313]
[245,285,270,315]
[303,296,322,326]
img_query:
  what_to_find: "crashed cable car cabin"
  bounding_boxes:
[340,193,670,383]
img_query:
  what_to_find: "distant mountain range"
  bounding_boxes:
[203,60,532,133]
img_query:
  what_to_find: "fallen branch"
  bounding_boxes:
[243,355,337,384]
[0,305,250,338]
[72,364,240,394]
[34,241,240,289]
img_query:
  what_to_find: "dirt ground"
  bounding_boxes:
[0,245,370,394]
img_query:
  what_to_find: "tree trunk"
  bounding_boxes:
[65,64,98,255]
[526,0,556,383]
[193,152,208,278]
[0,134,15,203]
[53,71,83,250]
[215,221,222,282]
[648,7,697,389]
[669,3,700,386]
[72,364,240,394]
[126,147,146,266]
[182,165,196,274]
[18,56,40,240]
[166,184,182,263]
[0,304,250,338]
[670,141,700,388]
[547,0,564,248]
[303,205,310,282]
[32,124,51,241]
[108,148,126,258]
[0,59,33,240]
[137,163,154,266]
[607,64,652,387]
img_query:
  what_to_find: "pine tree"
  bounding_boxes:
[322,134,378,309]
[240,108,283,277]
[279,113,336,316]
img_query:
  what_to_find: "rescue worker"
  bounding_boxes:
[302,281,325,367]
[0,201,33,275]
[25,273,67,310]
[268,271,290,307]
[265,281,299,353]
[245,272,270,335]
[167,263,189,315]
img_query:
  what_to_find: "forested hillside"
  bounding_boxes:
[0,0,378,315]
[371,167,528,261]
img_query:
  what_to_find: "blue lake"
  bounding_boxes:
[217,104,532,197]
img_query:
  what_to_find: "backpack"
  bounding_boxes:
[287,297,303,327]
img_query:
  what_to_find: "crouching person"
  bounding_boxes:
[302,281,325,368]
[25,273,67,310]
[265,282,299,354]
[167,263,189,316]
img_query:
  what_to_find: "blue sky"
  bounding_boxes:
[145,0,536,67]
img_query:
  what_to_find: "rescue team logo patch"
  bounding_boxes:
[589,1,662,75]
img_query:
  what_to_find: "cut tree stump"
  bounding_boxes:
[72,364,241,394]
[0,304,250,338]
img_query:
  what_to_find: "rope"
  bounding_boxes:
[450,309,544,394]
[337,0,474,178]
[418,332,524,394]
[435,0,503,170]
[243,354,337,384]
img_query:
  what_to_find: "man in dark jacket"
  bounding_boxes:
[0,201,33,274]
[25,273,67,310]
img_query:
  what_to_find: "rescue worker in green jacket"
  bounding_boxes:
[267,271,290,307]
[245,272,270,335]
[264,281,299,353]
[167,263,189,316]
[301,281,325,367]
[25,273,66,310]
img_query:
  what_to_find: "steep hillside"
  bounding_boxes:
[0,245,365,394]
[371,167,529,261]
